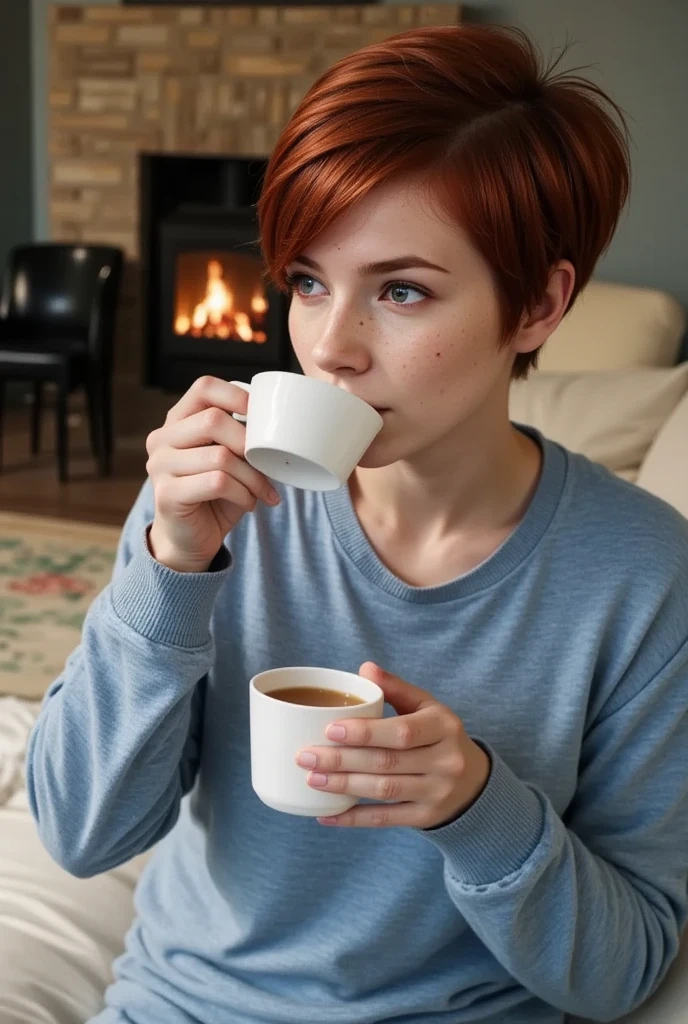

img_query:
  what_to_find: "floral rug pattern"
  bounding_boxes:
[0,513,120,700]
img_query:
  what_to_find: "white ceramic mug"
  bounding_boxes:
[230,371,383,490]
[250,666,384,816]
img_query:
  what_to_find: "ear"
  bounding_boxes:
[511,260,576,357]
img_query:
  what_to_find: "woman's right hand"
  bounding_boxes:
[146,376,281,573]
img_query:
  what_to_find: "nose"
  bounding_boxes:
[309,309,372,378]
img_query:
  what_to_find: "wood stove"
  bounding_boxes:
[140,154,293,394]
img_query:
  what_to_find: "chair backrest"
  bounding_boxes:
[1,244,124,363]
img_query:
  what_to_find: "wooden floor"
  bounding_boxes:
[0,378,173,527]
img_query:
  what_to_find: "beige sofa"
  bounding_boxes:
[0,279,686,1024]
[510,279,688,518]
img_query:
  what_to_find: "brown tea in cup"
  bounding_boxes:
[268,686,366,708]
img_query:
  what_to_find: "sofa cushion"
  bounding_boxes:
[538,281,686,373]
[509,364,688,479]
[636,389,688,519]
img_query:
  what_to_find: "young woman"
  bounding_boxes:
[27,24,688,1024]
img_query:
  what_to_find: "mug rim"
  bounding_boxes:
[250,666,383,708]
[250,371,384,424]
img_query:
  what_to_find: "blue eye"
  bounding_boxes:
[285,273,324,297]
[285,273,429,305]
[383,282,428,305]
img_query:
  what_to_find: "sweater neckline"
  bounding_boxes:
[323,430,568,604]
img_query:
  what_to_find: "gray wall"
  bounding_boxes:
[31,0,688,313]
[0,2,33,268]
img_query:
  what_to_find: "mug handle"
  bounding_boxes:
[229,379,250,424]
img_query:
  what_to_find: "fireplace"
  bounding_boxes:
[140,154,294,393]
[172,250,268,345]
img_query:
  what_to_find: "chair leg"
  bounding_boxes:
[85,378,102,464]
[56,377,69,484]
[98,376,113,477]
[86,369,112,477]
[31,381,43,456]
[101,379,113,477]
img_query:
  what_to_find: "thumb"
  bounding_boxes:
[359,661,437,716]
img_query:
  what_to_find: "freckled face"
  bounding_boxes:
[285,176,514,468]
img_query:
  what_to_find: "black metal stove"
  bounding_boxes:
[140,153,292,393]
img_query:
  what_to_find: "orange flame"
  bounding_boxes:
[175,260,268,343]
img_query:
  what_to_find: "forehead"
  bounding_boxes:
[305,176,473,269]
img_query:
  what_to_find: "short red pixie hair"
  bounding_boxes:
[258,25,630,378]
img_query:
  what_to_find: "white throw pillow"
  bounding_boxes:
[538,281,687,373]
[0,807,146,1024]
[509,365,688,478]
[636,390,688,519]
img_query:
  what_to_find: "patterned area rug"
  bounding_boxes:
[0,513,120,700]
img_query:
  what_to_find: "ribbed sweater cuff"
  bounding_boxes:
[419,742,546,887]
[110,525,232,649]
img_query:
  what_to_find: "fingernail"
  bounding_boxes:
[297,752,316,768]
[317,817,337,825]
[308,772,328,788]
[327,725,346,741]
[267,488,281,505]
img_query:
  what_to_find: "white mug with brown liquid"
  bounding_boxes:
[250,666,384,816]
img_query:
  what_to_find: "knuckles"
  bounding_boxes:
[145,428,160,456]
[207,471,228,497]
[202,406,226,433]
[442,752,466,778]
[194,374,217,394]
[374,748,400,772]
[377,775,402,802]
[154,478,175,513]
[207,445,233,471]
[394,720,415,749]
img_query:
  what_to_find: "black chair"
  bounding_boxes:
[0,244,124,482]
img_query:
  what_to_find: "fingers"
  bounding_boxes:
[148,405,247,457]
[146,404,278,507]
[359,662,438,717]
[148,442,278,507]
[325,704,450,750]
[316,803,425,829]
[164,376,249,424]
[155,470,260,515]
[306,770,429,804]
[297,744,432,775]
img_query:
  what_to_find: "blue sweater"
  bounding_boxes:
[27,434,688,1024]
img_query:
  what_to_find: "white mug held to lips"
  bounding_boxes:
[250,666,384,816]
[231,371,383,491]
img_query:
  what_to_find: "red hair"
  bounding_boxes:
[258,24,630,378]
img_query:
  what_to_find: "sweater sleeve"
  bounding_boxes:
[26,480,232,878]
[420,636,688,1022]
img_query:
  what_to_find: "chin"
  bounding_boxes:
[357,432,414,470]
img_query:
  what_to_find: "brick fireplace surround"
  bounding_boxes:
[48,3,461,383]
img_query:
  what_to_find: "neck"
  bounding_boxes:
[351,399,542,544]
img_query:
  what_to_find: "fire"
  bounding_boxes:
[175,259,268,343]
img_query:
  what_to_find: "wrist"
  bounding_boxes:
[147,525,213,574]
[427,742,492,830]
[459,743,492,813]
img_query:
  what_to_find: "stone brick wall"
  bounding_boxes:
[48,3,461,380]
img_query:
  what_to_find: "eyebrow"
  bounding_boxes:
[290,254,450,276]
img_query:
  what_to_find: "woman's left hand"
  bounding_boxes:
[296,662,491,829]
